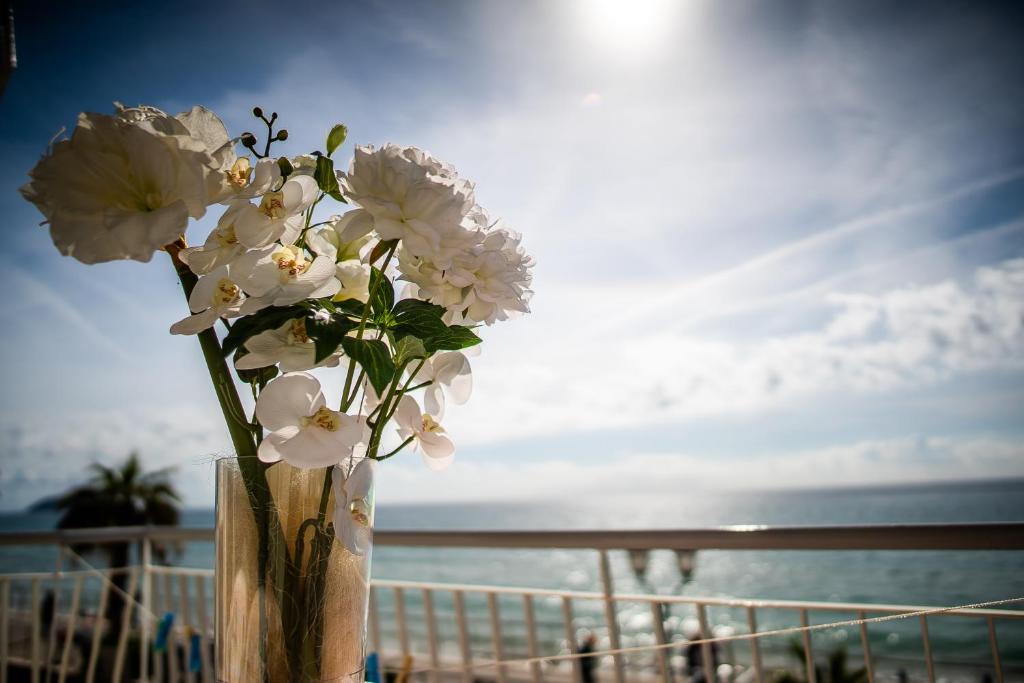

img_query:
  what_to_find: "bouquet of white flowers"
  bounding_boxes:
[22,103,533,682]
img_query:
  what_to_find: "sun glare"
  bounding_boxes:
[577,0,679,58]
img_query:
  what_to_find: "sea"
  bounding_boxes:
[2,479,1022,680]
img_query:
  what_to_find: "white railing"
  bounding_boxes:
[0,523,1020,682]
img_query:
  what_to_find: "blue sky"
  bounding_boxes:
[1,0,1023,509]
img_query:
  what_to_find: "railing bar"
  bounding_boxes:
[987,617,1003,683]
[697,603,716,683]
[800,609,815,683]
[650,601,671,683]
[57,574,83,683]
[111,569,139,683]
[487,592,507,683]
[85,572,111,683]
[598,550,626,683]
[393,587,409,658]
[746,605,763,683]
[194,575,213,683]
[0,579,9,683]
[368,587,381,656]
[152,562,163,683]
[453,590,472,683]
[30,578,40,683]
[523,594,543,683]
[178,573,195,683]
[141,538,153,683]
[920,615,935,683]
[45,547,64,683]
[857,610,874,683]
[561,596,582,683]
[164,571,178,683]
[422,589,440,683]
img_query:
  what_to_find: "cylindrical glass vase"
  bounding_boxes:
[215,458,373,682]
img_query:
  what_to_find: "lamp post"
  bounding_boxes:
[627,549,699,681]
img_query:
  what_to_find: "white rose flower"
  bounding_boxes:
[21,104,230,264]
[234,318,342,372]
[169,264,257,335]
[233,244,341,306]
[255,373,365,468]
[343,144,479,266]
[393,395,455,470]
[232,174,319,249]
[400,223,534,325]
[331,460,375,556]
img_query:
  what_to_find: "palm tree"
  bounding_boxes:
[774,640,867,683]
[54,452,180,637]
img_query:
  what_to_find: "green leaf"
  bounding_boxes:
[340,337,395,394]
[314,155,340,197]
[391,299,482,352]
[233,351,280,384]
[305,313,359,363]
[326,124,348,157]
[333,298,368,318]
[369,267,395,318]
[222,305,306,357]
[394,335,427,366]
[368,239,398,264]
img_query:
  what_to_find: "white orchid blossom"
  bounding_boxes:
[214,156,282,204]
[178,201,248,275]
[393,396,455,470]
[410,351,472,419]
[233,244,341,306]
[255,373,365,468]
[170,265,254,335]
[331,460,375,556]
[333,260,372,303]
[232,174,318,249]
[235,318,342,372]
[21,105,230,264]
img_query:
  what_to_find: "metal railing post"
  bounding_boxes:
[141,534,153,683]
[598,550,626,683]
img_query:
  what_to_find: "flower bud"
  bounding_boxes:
[240,132,257,148]
[252,107,264,118]
[276,129,289,141]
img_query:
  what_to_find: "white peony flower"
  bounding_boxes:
[333,260,372,303]
[169,264,255,335]
[21,104,231,264]
[255,372,365,468]
[178,201,248,275]
[331,459,375,556]
[400,223,534,325]
[343,144,479,266]
[233,244,341,306]
[306,210,375,262]
[393,395,455,470]
[410,351,472,419]
[234,318,342,372]
[232,175,319,249]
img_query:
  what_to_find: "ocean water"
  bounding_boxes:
[2,479,1022,680]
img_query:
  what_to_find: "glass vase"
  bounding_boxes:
[215,458,373,682]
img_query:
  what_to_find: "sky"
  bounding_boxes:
[0,0,1022,510]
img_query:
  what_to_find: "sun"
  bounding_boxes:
[577,0,680,58]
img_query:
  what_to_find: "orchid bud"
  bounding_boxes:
[240,132,257,148]
[276,129,289,141]
[252,107,264,118]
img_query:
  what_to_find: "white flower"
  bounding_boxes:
[234,318,341,372]
[343,144,479,266]
[255,373,365,468]
[233,244,341,306]
[410,351,472,419]
[169,265,253,335]
[333,260,372,303]
[331,460,375,556]
[393,395,455,470]
[21,105,230,264]
[232,174,319,249]
[400,224,534,325]
[306,210,375,262]
[177,201,248,275]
